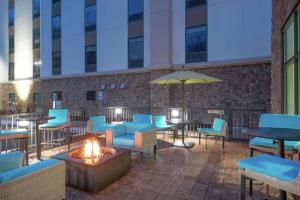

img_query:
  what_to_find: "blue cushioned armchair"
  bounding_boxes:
[86,116,114,136]
[0,152,65,200]
[153,115,175,139]
[106,123,157,156]
[249,114,300,159]
[198,118,227,149]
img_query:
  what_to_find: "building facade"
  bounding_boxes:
[0,0,272,113]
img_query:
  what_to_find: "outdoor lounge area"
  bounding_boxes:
[1,0,300,199]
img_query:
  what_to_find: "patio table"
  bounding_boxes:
[167,119,200,148]
[17,116,55,160]
[242,127,300,200]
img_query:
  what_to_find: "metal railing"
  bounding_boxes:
[0,107,266,152]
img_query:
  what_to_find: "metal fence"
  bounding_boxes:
[0,107,265,152]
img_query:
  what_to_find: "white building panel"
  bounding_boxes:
[0,0,9,82]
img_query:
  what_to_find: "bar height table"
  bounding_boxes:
[242,127,300,200]
[18,116,55,160]
[167,119,200,148]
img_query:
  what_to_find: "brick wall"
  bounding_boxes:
[0,62,271,114]
[271,0,299,113]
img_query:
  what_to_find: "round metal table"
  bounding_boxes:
[167,119,200,148]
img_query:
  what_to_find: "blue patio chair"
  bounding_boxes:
[39,109,71,150]
[132,114,152,124]
[0,151,65,200]
[153,115,175,139]
[86,115,115,136]
[249,114,300,160]
[198,118,227,149]
[238,154,300,199]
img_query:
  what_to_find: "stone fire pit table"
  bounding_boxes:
[52,147,131,192]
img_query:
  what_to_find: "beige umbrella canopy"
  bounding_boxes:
[150,66,222,119]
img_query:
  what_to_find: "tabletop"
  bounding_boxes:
[17,116,55,122]
[242,127,300,141]
[167,119,201,125]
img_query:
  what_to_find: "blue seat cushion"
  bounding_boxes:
[39,122,67,128]
[123,122,154,134]
[0,159,60,183]
[250,137,300,151]
[47,109,68,124]
[113,134,135,148]
[0,129,30,135]
[198,128,222,135]
[133,114,152,124]
[238,154,300,182]
[156,125,175,130]
[153,115,175,130]
[0,152,24,173]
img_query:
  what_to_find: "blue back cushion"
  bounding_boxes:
[153,115,167,128]
[0,152,24,173]
[0,159,60,183]
[133,114,152,124]
[90,116,106,132]
[48,109,68,124]
[259,114,300,129]
[123,122,153,134]
[212,118,225,132]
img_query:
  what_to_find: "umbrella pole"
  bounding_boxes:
[181,80,185,120]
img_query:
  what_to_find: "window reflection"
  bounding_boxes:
[186,26,207,63]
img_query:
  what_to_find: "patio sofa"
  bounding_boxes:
[238,154,300,199]
[106,121,157,156]
[249,114,300,159]
[0,151,65,200]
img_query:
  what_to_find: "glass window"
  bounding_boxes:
[52,15,61,39]
[285,62,295,114]
[128,37,144,68]
[128,0,144,22]
[33,28,40,49]
[284,19,294,62]
[85,45,97,72]
[52,91,62,101]
[33,52,41,78]
[8,63,14,81]
[33,93,41,113]
[52,0,60,4]
[85,4,96,31]
[9,35,14,53]
[52,51,61,75]
[32,0,40,18]
[87,91,96,101]
[8,8,14,26]
[186,25,207,63]
[8,93,16,107]
[186,0,206,9]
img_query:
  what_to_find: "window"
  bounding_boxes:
[85,45,97,72]
[87,91,96,101]
[33,93,41,113]
[128,37,144,68]
[33,28,40,49]
[8,8,14,26]
[33,53,41,78]
[85,4,96,31]
[8,63,14,81]
[32,0,40,18]
[52,0,60,4]
[282,5,300,114]
[52,51,61,75]
[52,15,61,39]
[186,0,206,9]
[9,35,14,53]
[8,93,16,107]
[52,91,62,101]
[186,26,207,63]
[128,0,144,21]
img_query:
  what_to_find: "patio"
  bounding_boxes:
[38,135,296,200]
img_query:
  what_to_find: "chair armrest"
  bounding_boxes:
[105,124,126,146]
[134,129,157,150]
[86,120,92,133]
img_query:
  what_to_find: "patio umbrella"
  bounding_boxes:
[150,66,222,119]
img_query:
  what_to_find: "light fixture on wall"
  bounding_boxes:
[115,108,122,115]
[171,109,180,118]
[100,83,106,90]
[110,83,115,90]
[33,60,42,66]
[119,83,126,89]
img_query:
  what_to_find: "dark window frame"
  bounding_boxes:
[8,93,16,107]
[86,91,96,101]
[32,0,40,18]
[186,0,207,9]
[52,50,61,75]
[9,35,14,53]
[33,28,40,49]
[85,45,97,73]
[128,36,144,69]
[52,15,61,39]
[185,25,208,63]
[52,91,62,101]
[128,0,144,22]
[85,3,97,31]
[8,63,14,81]
[33,93,41,113]
[8,7,14,27]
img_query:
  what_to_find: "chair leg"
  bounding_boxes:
[266,184,270,200]
[298,153,300,162]
[221,136,225,149]
[240,174,246,200]
[249,148,254,196]
[199,132,201,145]
[140,152,144,162]
[205,135,208,149]
[153,145,157,156]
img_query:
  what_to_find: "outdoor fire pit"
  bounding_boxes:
[52,137,131,192]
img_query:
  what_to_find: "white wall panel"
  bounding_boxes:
[0,0,9,82]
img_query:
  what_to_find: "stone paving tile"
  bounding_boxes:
[40,135,299,200]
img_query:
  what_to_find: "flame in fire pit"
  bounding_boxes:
[84,138,101,160]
